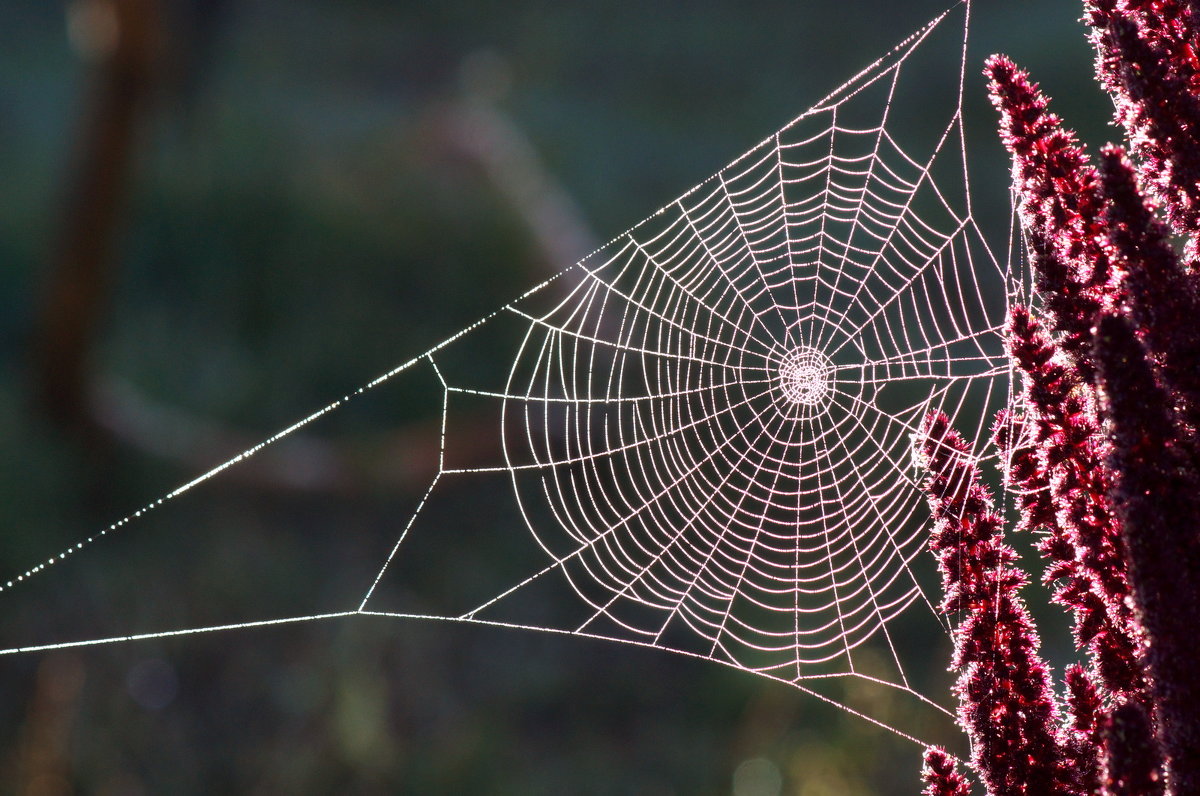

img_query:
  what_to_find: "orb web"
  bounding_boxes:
[479,2,1010,693]
[1,0,1016,750]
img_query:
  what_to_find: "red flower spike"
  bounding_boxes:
[1063,664,1105,793]
[992,410,1056,535]
[1006,307,1146,704]
[1101,701,1164,795]
[1085,1,1200,258]
[1095,313,1200,794]
[985,57,1121,380]
[921,748,974,796]
[1098,146,1200,451]
[917,413,1079,795]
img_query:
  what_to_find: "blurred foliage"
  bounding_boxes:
[0,0,1099,793]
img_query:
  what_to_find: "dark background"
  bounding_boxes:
[0,1,1107,793]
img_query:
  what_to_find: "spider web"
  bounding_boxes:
[2,0,1018,750]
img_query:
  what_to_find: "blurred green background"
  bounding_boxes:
[0,1,1107,793]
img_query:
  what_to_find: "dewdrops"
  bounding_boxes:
[777,347,832,407]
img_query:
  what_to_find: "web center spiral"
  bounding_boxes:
[778,347,832,406]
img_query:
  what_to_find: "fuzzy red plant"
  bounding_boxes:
[984,55,1117,382]
[916,2,1200,792]
[1095,314,1200,794]
[1098,146,1200,443]
[1101,700,1164,794]
[917,413,1077,795]
[921,747,973,796]
[1002,306,1144,704]
[1085,0,1200,259]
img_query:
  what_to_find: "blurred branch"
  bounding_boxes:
[420,92,598,276]
[11,654,85,793]
[34,0,164,435]
[92,377,501,495]
[46,49,599,495]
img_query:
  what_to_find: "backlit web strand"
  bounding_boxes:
[476,5,1007,688]
[2,0,1013,752]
